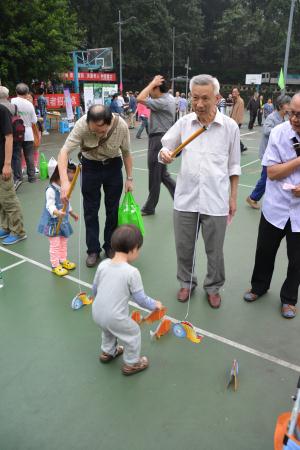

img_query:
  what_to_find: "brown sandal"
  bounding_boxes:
[99,346,124,363]
[122,356,149,376]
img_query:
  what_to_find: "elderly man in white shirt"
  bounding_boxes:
[244,93,300,319]
[159,74,241,308]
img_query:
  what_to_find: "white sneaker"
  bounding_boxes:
[35,167,40,174]
[42,131,50,136]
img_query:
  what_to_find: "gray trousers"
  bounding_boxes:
[142,134,176,213]
[100,317,141,365]
[174,210,227,294]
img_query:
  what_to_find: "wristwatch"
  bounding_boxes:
[127,176,133,181]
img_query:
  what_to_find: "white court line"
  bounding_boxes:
[2,259,26,272]
[131,148,147,154]
[241,159,260,169]
[239,183,255,188]
[0,245,299,373]
[240,131,256,137]
[0,246,91,288]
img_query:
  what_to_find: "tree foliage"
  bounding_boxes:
[1,0,300,88]
[0,0,82,88]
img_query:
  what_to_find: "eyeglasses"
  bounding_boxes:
[287,111,300,119]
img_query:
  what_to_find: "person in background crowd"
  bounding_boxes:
[0,104,27,245]
[217,93,226,115]
[136,103,150,139]
[110,94,123,115]
[263,98,274,118]
[257,94,264,126]
[178,93,188,118]
[230,87,247,153]
[226,93,234,116]
[128,92,137,129]
[247,92,259,129]
[246,94,291,209]
[27,92,42,174]
[37,88,49,136]
[46,80,54,94]
[137,75,176,216]
[11,83,38,190]
[0,86,15,115]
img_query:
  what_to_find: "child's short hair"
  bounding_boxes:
[50,161,76,184]
[111,225,143,253]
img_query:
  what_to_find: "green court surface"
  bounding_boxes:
[0,121,299,450]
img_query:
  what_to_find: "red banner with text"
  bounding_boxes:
[34,93,80,110]
[62,72,117,82]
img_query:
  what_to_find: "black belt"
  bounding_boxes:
[81,155,121,166]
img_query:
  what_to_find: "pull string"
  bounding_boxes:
[77,166,82,292]
[184,211,201,320]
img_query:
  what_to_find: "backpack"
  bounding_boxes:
[12,105,25,142]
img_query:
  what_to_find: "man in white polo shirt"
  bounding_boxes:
[159,74,241,308]
[11,83,37,189]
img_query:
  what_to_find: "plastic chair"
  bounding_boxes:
[59,121,70,134]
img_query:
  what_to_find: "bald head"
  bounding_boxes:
[87,104,112,124]
[86,104,113,136]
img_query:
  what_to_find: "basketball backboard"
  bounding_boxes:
[76,48,113,70]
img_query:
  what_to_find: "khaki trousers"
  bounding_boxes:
[0,176,25,236]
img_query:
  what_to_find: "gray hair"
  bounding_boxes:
[189,74,220,95]
[16,83,29,95]
[0,86,9,99]
[276,94,291,111]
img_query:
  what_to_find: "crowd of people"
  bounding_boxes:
[1,73,300,375]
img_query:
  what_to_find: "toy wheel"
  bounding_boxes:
[172,323,186,338]
[71,297,83,310]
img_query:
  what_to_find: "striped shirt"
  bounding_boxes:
[63,114,130,161]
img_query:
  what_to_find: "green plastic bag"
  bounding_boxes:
[118,192,145,236]
[39,152,48,180]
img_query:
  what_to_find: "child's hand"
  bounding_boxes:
[155,300,163,310]
[55,209,66,218]
[71,212,79,222]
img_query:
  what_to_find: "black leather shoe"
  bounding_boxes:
[104,248,114,259]
[86,253,100,267]
[141,210,155,216]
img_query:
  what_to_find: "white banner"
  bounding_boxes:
[63,88,74,127]
[83,85,94,112]
[245,74,262,85]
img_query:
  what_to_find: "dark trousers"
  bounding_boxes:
[248,111,257,129]
[81,156,123,255]
[251,214,300,305]
[238,124,246,152]
[12,141,35,182]
[250,166,267,201]
[142,134,176,213]
[257,109,263,126]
